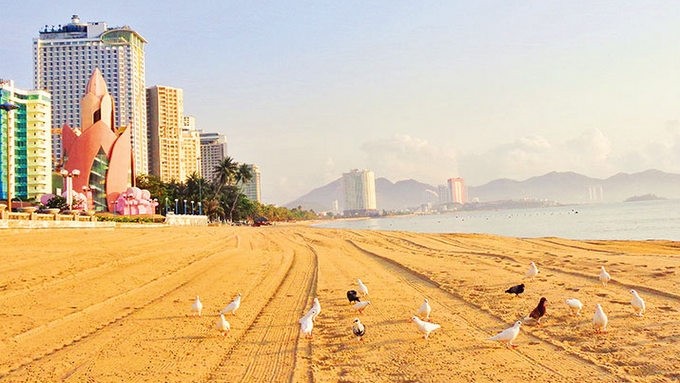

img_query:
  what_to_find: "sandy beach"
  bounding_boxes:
[0,225,678,382]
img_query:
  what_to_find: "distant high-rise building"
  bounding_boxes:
[146,85,183,182]
[342,169,377,215]
[180,116,201,179]
[447,177,467,204]
[34,15,148,174]
[240,164,261,203]
[437,184,451,204]
[200,132,227,182]
[0,80,52,201]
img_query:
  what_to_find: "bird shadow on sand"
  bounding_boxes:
[371,318,410,326]
[135,315,197,321]
[145,334,217,341]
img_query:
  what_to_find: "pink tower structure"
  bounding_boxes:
[61,68,133,212]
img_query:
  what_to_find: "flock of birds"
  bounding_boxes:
[493,262,647,347]
[187,261,647,348]
[190,293,242,336]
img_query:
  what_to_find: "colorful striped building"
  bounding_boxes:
[0,80,52,202]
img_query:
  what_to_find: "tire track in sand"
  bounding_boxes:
[206,234,317,383]
[343,238,628,382]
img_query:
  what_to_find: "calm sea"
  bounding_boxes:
[315,199,680,241]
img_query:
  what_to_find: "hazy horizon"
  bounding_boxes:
[4,1,680,205]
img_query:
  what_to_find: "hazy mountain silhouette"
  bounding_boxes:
[285,169,680,211]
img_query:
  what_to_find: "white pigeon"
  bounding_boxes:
[216,314,230,335]
[417,298,432,320]
[221,293,242,315]
[300,310,315,338]
[299,298,321,324]
[593,304,608,333]
[599,266,611,287]
[298,309,313,324]
[525,262,539,278]
[310,297,321,321]
[357,279,369,296]
[191,295,203,316]
[489,321,522,348]
[352,318,366,341]
[411,316,441,340]
[565,298,583,316]
[630,289,646,317]
[353,301,371,314]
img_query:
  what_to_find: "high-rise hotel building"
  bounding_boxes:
[447,177,467,204]
[0,80,52,201]
[33,15,148,174]
[241,164,261,203]
[147,85,183,182]
[180,116,201,180]
[200,132,227,182]
[342,169,377,216]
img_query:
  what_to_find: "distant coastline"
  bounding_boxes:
[624,194,666,202]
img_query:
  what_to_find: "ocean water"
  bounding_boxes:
[315,199,680,241]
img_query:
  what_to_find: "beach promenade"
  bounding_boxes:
[0,225,678,382]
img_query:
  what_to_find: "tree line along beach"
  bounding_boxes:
[0,225,678,382]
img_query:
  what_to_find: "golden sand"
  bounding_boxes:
[0,225,678,382]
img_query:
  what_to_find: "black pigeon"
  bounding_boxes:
[352,318,366,340]
[505,283,525,297]
[346,290,361,303]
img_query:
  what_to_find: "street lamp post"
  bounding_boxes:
[1,102,19,210]
[191,200,194,215]
[183,199,187,215]
[174,198,178,214]
[60,168,80,211]
[165,197,169,215]
[123,193,134,215]
[198,201,202,215]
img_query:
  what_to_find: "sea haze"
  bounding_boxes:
[315,199,680,241]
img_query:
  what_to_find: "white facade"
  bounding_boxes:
[342,169,377,213]
[200,132,227,182]
[33,15,148,174]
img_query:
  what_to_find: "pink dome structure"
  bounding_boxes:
[61,69,133,212]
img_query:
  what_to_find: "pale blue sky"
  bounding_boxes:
[3,1,680,204]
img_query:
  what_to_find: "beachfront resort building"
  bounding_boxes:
[342,169,377,216]
[447,177,467,204]
[146,85,184,182]
[200,132,228,182]
[34,15,148,174]
[0,80,52,202]
[240,164,261,203]
[180,116,201,180]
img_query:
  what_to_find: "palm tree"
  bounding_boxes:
[213,157,238,195]
[228,164,254,222]
[203,199,225,222]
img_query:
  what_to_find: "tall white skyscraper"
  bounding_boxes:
[33,15,148,174]
[200,132,227,182]
[342,169,377,215]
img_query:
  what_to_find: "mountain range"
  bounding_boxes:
[285,169,680,212]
